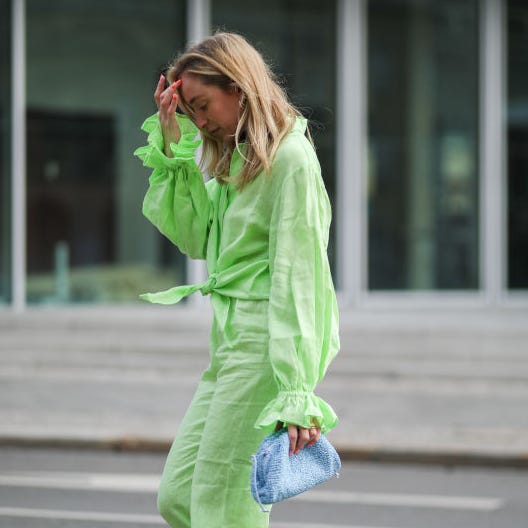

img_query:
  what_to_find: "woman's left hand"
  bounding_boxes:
[287,423,321,456]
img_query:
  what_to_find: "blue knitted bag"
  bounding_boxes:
[250,429,341,512]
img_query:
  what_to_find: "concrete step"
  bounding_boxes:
[1,307,528,465]
[1,306,527,334]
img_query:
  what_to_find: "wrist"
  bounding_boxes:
[164,142,174,158]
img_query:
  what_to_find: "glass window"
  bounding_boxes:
[507,0,528,290]
[26,0,186,304]
[367,0,480,290]
[212,0,338,275]
[0,0,11,304]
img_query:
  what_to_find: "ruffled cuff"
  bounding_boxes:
[254,391,338,434]
[133,113,201,170]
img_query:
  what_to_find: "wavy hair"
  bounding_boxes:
[167,32,304,188]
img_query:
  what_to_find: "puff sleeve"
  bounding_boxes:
[254,142,340,434]
[134,113,211,259]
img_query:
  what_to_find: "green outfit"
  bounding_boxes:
[134,113,339,527]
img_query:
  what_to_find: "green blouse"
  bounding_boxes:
[134,113,340,433]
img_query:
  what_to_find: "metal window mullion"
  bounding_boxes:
[336,0,367,309]
[11,0,26,313]
[480,0,506,305]
[185,0,210,306]
[187,0,210,45]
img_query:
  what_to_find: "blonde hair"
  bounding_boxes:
[167,32,304,188]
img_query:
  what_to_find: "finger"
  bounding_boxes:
[173,79,183,111]
[163,83,177,103]
[161,81,181,110]
[160,88,176,114]
[296,427,311,452]
[307,427,316,445]
[154,74,166,107]
[287,424,298,456]
[166,80,181,95]
[307,427,321,447]
[168,92,178,113]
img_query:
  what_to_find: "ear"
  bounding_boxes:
[229,83,244,107]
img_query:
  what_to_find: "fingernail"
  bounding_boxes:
[172,94,177,100]
[175,79,182,86]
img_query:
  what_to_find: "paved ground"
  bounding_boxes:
[2,446,527,528]
[1,305,528,466]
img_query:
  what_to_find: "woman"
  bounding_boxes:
[134,32,340,528]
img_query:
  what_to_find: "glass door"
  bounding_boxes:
[367,0,480,291]
[25,0,187,304]
[212,0,338,274]
[0,0,11,304]
[507,0,528,290]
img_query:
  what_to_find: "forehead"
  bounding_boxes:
[180,72,210,106]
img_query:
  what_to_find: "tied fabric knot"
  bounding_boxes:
[139,272,220,305]
[199,273,217,296]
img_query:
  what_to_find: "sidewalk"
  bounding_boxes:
[1,306,528,467]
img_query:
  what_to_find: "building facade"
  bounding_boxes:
[0,0,526,312]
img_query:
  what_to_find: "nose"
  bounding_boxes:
[195,115,207,129]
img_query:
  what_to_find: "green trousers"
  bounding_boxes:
[157,298,276,527]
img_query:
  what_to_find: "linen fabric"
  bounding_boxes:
[251,429,341,511]
[156,297,277,527]
[134,112,340,527]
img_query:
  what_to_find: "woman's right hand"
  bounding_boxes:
[154,74,182,157]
